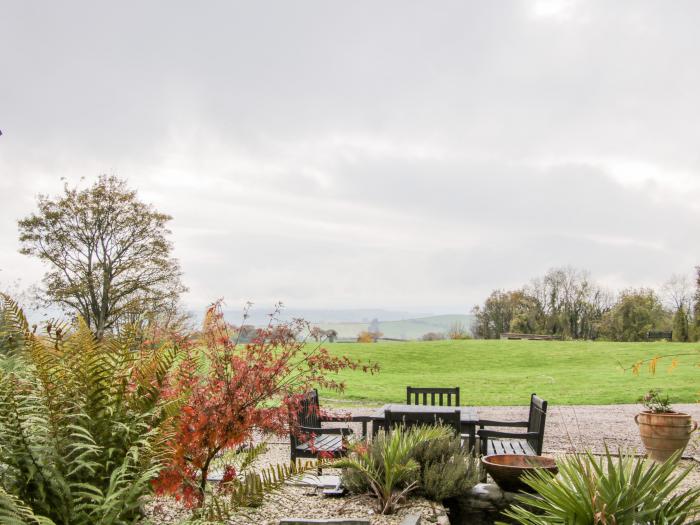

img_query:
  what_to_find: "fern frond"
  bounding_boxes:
[0,486,57,525]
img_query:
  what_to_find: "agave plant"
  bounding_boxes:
[0,294,181,525]
[334,424,452,514]
[501,448,700,525]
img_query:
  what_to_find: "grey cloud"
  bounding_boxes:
[2,0,700,313]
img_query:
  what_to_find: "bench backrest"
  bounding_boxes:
[406,386,460,407]
[527,393,548,455]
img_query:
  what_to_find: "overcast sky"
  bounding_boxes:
[1,0,700,316]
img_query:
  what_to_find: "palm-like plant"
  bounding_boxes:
[0,294,181,525]
[501,448,700,525]
[334,425,452,515]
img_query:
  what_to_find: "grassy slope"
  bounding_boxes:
[318,339,700,406]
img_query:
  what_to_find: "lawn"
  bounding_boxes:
[317,339,700,406]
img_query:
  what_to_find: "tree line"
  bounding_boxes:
[471,267,699,342]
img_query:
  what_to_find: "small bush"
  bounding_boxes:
[411,434,480,502]
[357,330,382,342]
[421,332,445,341]
[448,321,472,340]
[335,425,452,514]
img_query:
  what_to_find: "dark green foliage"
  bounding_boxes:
[0,294,180,525]
[501,449,700,525]
[599,288,670,341]
[673,305,690,342]
[410,434,480,502]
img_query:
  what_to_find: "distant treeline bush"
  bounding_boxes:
[472,267,698,342]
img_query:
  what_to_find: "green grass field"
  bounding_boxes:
[317,339,700,406]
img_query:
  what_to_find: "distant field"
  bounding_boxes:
[314,314,473,340]
[317,339,700,406]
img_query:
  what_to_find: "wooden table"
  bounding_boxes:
[367,404,479,452]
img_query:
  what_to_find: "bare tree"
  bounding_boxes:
[18,176,187,338]
[662,273,693,311]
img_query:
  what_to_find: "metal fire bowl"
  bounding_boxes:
[481,454,558,493]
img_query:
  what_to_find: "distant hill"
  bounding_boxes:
[215,307,433,326]
[313,314,474,340]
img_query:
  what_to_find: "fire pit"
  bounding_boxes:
[481,454,558,492]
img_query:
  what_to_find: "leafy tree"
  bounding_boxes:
[528,267,611,339]
[153,301,376,507]
[18,176,186,338]
[599,288,670,341]
[472,289,544,339]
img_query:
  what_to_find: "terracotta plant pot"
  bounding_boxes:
[635,411,697,462]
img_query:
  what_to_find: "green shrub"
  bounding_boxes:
[501,449,700,525]
[411,434,480,502]
[335,425,452,514]
[0,295,180,525]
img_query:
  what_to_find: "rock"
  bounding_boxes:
[469,483,504,500]
[436,515,450,525]
[399,514,422,525]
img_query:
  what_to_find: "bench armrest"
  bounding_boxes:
[477,429,538,440]
[478,420,529,428]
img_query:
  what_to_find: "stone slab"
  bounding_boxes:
[399,513,422,525]
[286,474,342,488]
[279,518,370,525]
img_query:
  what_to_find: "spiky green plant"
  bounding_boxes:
[501,449,700,525]
[0,294,181,525]
[334,424,452,515]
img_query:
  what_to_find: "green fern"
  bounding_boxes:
[0,295,182,525]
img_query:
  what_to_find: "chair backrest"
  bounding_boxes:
[526,393,548,455]
[384,409,461,434]
[290,389,322,452]
[406,386,460,407]
[296,389,322,429]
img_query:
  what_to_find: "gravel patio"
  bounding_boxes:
[144,403,700,524]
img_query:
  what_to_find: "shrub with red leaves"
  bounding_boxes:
[152,301,376,507]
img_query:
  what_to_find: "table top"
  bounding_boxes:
[371,403,478,423]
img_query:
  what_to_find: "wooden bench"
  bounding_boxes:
[477,393,547,457]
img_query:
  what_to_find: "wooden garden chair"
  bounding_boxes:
[289,389,353,464]
[406,386,461,407]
